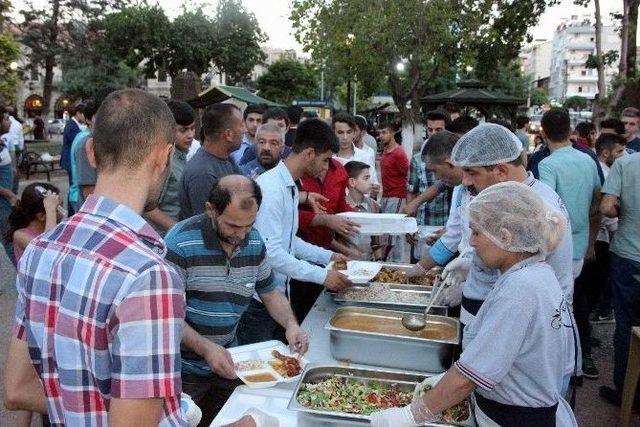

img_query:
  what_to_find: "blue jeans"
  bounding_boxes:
[236,299,277,345]
[610,252,640,391]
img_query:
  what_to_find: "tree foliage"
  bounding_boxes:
[212,0,266,85]
[563,95,589,110]
[529,88,549,106]
[0,0,20,104]
[165,8,217,77]
[291,0,555,122]
[256,59,317,105]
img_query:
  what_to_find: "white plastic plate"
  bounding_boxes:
[327,260,383,284]
[338,212,418,235]
[230,340,308,388]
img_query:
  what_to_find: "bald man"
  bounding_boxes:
[165,175,307,425]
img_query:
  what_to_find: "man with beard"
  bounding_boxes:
[240,122,284,178]
[5,89,186,425]
[239,118,351,344]
[230,104,264,164]
[179,103,243,219]
[165,175,307,425]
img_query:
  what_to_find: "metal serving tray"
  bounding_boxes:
[330,283,448,316]
[369,262,442,287]
[288,365,428,424]
[326,307,460,373]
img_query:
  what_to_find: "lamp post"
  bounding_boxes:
[345,33,355,114]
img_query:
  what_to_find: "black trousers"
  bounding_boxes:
[289,279,324,323]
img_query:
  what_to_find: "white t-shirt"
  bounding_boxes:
[0,135,14,166]
[456,259,577,425]
[333,144,379,185]
[186,139,201,161]
[9,116,24,150]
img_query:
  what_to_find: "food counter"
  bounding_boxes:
[211,291,459,426]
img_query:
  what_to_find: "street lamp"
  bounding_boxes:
[346,33,355,114]
[9,61,18,71]
[396,62,406,73]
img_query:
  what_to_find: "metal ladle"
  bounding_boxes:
[402,275,444,332]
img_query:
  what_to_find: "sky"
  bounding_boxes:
[155,0,625,52]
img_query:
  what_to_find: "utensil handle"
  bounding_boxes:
[424,275,443,317]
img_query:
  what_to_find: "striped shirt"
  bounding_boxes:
[165,214,275,376]
[14,195,185,426]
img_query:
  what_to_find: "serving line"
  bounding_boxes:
[212,291,453,426]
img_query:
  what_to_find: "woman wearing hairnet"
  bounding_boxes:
[371,182,578,427]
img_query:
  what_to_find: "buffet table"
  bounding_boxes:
[211,291,444,426]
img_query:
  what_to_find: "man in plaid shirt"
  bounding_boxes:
[5,89,186,426]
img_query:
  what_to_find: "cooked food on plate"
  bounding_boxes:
[332,260,348,271]
[372,267,435,286]
[415,383,471,423]
[243,372,277,383]
[234,360,265,371]
[297,376,412,415]
[269,350,302,377]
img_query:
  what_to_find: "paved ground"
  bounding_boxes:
[0,171,638,426]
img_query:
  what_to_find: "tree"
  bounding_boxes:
[0,0,20,104]
[256,59,317,104]
[563,95,589,111]
[212,0,267,85]
[166,8,217,78]
[18,0,127,115]
[102,3,171,78]
[529,88,549,106]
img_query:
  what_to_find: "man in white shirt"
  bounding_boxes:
[332,113,379,187]
[239,118,351,344]
[355,115,378,153]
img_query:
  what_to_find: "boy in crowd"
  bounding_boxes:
[379,121,409,262]
[338,161,385,261]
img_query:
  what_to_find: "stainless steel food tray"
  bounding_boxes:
[288,365,428,423]
[330,283,448,316]
[369,262,442,287]
[326,306,460,373]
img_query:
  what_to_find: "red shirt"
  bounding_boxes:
[298,159,352,249]
[380,145,409,198]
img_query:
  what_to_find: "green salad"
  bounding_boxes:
[297,376,413,415]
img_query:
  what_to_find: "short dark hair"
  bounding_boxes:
[201,103,241,141]
[83,99,98,122]
[93,89,175,172]
[595,133,627,155]
[93,85,119,108]
[422,130,459,162]
[71,102,86,116]
[354,115,368,131]
[244,104,266,121]
[443,102,461,115]
[487,118,515,133]
[380,120,400,133]
[332,112,357,130]
[541,108,571,142]
[426,109,452,127]
[344,160,370,179]
[263,107,289,125]
[446,116,479,135]
[292,118,339,154]
[515,115,530,129]
[166,100,195,126]
[575,121,595,139]
[288,105,304,125]
[600,118,625,135]
[208,175,262,214]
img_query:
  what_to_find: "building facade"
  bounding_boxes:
[548,15,620,103]
[522,39,553,93]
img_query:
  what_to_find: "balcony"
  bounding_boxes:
[567,75,597,83]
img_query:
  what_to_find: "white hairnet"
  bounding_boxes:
[468,182,566,254]
[451,123,523,167]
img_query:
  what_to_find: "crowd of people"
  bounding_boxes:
[0,88,639,427]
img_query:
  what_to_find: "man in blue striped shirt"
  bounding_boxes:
[165,174,307,425]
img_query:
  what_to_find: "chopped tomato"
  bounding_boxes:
[367,393,378,404]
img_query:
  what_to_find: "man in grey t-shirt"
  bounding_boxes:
[75,134,97,207]
[179,103,243,220]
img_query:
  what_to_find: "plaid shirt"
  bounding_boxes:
[407,152,452,226]
[14,195,186,426]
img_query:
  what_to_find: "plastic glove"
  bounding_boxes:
[180,393,202,427]
[412,373,445,400]
[243,408,279,427]
[436,280,464,307]
[441,256,472,288]
[406,263,428,279]
[370,406,418,427]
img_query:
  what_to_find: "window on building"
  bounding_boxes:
[578,86,583,93]
[590,37,594,42]
[581,70,587,76]
[30,65,39,81]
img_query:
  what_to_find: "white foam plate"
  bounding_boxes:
[230,340,308,388]
[338,212,418,235]
[327,260,383,284]
[210,386,297,426]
